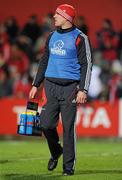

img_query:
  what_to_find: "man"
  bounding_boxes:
[29,4,93,175]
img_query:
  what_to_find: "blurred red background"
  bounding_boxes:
[0,0,122,41]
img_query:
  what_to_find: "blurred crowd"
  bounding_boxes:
[0,14,122,102]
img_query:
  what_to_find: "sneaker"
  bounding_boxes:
[63,169,74,176]
[48,158,58,171]
[48,148,63,171]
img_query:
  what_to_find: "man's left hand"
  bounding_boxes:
[76,91,87,104]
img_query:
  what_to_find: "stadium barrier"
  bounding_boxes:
[0,97,122,137]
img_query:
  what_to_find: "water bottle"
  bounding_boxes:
[19,113,27,134]
[32,113,42,136]
[26,113,33,135]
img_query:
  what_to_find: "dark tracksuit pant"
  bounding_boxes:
[41,79,78,170]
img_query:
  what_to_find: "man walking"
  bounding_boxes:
[29,4,93,175]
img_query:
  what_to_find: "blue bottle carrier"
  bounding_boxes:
[17,101,42,136]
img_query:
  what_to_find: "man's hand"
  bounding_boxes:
[29,86,38,99]
[76,91,87,104]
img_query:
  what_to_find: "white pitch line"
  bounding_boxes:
[1,152,122,163]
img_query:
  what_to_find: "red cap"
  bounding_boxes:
[56,4,75,23]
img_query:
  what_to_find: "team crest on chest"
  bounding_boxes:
[51,40,66,56]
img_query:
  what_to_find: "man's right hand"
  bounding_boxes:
[29,86,38,99]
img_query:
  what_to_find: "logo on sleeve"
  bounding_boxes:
[51,40,66,56]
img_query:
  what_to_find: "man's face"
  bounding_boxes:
[53,13,67,27]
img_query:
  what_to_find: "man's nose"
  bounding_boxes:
[53,13,57,18]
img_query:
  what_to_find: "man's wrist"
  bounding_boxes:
[32,82,39,88]
[79,89,88,94]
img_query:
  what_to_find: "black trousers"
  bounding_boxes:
[41,79,78,170]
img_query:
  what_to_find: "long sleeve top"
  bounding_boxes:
[32,26,93,93]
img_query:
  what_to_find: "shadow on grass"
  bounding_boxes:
[1,173,62,180]
[2,169,122,180]
[76,169,122,175]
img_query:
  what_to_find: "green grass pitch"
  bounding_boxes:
[0,138,122,180]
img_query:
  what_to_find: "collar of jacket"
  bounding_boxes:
[57,25,76,33]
